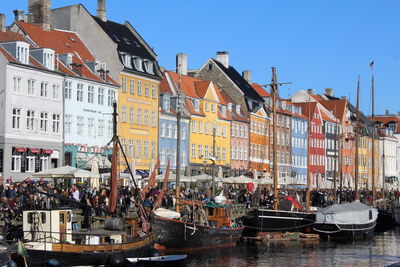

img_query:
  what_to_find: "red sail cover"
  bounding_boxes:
[141,159,160,200]
[153,160,170,210]
[108,142,118,213]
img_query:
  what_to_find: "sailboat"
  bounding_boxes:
[152,71,244,252]
[313,75,378,241]
[245,67,316,235]
[20,102,156,266]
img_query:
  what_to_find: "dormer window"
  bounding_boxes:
[97,63,107,80]
[194,99,200,112]
[122,54,131,68]
[163,95,170,112]
[236,105,241,115]
[144,59,154,74]
[222,106,227,117]
[133,57,143,71]
[16,43,29,64]
[43,50,55,70]
[388,123,397,132]
[228,103,232,112]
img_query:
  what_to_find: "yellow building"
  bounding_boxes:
[165,72,231,176]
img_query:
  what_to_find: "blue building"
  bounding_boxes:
[289,104,308,186]
[159,75,190,174]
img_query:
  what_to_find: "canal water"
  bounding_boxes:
[186,228,400,267]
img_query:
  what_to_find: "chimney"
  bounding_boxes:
[398,111,400,116]
[341,96,347,100]
[28,0,51,31]
[216,51,229,69]
[385,110,389,115]
[325,88,333,97]
[0,14,5,32]
[307,89,314,95]
[97,0,107,22]
[13,10,26,21]
[176,53,187,76]
[242,70,252,84]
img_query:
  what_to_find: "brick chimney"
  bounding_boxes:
[0,14,5,32]
[242,70,252,84]
[385,110,389,115]
[341,96,347,100]
[325,88,333,97]
[307,89,314,95]
[97,0,107,22]
[13,10,26,21]
[176,53,187,75]
[28,0,51,31]
[216,51,229,69]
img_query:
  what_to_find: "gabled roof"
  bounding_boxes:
[319,99,347,120]
[294,102,318,120]
[167,71,200,98]
[92,16,155,60]
[320,109,336,123]
[16,21,118,86]
[0,31,27,43]
[211,59,264,102]
[218,89,249,123]
[251,83,271,97]
[373,116,400,133]
[185,98,205,117]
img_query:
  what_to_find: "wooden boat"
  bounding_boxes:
[313,201,377,241]
[154,202,244,252]
[20,103,157,266]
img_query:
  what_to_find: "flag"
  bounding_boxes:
[370,61,374,70]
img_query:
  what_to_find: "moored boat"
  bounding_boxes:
[313,201,378,241]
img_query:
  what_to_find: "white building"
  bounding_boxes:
[0,28,64,181]
[378,129,398,189]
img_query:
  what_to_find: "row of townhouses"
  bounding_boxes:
[0,0,399,190]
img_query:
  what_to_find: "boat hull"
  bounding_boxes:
[25,232,155,266]
[154,216,244,251]
[376,208,395,232]
[245,208,316,235]
[313,221,376,241]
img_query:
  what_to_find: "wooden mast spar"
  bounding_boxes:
[354,76,361,201]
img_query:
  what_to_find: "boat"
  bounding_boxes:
[376,208,395,232]
[20,102,157,266]
[126,254,187,267]
[313,201,378,240]
[394,207,400,225]
[154,202,244,251]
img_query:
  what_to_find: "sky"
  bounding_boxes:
[2,0,400,115]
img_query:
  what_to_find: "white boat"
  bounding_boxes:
[313,201,378,241]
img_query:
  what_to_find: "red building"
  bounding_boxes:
[295,102,325,189]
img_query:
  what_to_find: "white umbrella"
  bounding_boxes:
[32,165,100,179]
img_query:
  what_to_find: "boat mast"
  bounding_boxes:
[382,136,386,199]
[176,70,182,212]
[271,68,279,210]
[354,76,361,201]
[108,101,119,214]
[212,127,216,197]
[333,117,339,203]
[306,94,312,211]
[371,68,376,205]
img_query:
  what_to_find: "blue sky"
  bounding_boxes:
[2,0,400,115]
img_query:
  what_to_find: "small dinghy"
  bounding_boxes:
[126,254,187,266]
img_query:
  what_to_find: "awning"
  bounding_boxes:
[14,147,26,153]
[29,148,41,154]
[43,149,53,154]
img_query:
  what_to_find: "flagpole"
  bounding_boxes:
[370,61,375,205]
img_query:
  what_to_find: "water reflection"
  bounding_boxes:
[186,228,400,267]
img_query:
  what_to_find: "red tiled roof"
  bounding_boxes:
[160,73,173,94]
[320,110,336,123]
[312,94,325,101]
[193,81,210,98]
[251,83,270,97]
[185,98,205,117]
[0,47,17,62]
[294,102,318,120]
[319,99,347,120]
[0,31,27,43]
[167,71,201,98]
[373,116,400,133]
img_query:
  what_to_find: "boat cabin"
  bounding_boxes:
[205,204,233,228]
[23,209,73,243]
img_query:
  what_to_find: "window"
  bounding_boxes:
[144,109,149,126]
[221,106,226,117]
[198,145,203,158]
[27,110,35,131]
[167,123,172,138]
[151,141,156,159]
[64,115,72,134]
[161,122,166,137]
[40,112,48,132]
[143,141,149,158]
[137,109,142,125]
[192,120,196,132]
[130,108,135,124]
[222,125,227,137]
[205,146,209,158]
[194,100,200,112]
[136,140,141,158]
[182,125,187,140]
[108,120,112,137]
[217,146,220,159]
[26,154,35,173]
[40,155,49,171]
[205,122,209,135]
[65,81,72,100]
[11,152,21,172]
[16,45,28,64]
[152,84,157,99]
[87,86,94,103]
[128,139,134,158]
[137,80,142,95]
[123,54,132,68]
[40,82,48,97]
[52,114,60,134]
[205,102,209,112]
[121,77,127,92]
[211,104,215,113]
[145,82,150,97]
[121,106,127,122]
[98,119,104,137]
[198,121,203,134]
[163,96,170,112]
[13,77,21,93]
[76,84,83,102]
[53,84,60,99]
[98,87,104,105]
[222,148,226,161]
[133,57,143,71]
[77,116,84,136]
[130,79,135,94]
[152,111,157,127]
[12,108,21,130]
[88,118,95,137]
[28,79,35,95]
[191,144,196,158]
